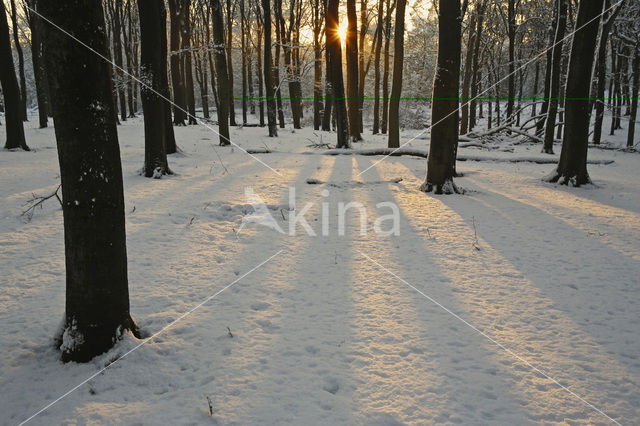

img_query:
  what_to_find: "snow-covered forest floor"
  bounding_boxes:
[1,113,639,424]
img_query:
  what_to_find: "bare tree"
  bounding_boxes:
[40,0,139,362]
[212,0,232,144]
[387,0,406,148]
[139,0,172,177]
[542,0,567,154]
[262,0,278,136]
[0,0,28,150]
[346,0,361,141]
[326,0,349,147]
[9,0,27,121]
[422,0,461,194]
[546,0,604,186]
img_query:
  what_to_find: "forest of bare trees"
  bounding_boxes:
[1,0,640,361]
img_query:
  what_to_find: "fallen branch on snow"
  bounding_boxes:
[246,147,615,165]
[22,184,62,221]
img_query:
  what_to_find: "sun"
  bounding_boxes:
[338,20,348,43]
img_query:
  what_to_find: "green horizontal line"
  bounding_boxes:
[235,97,639,101]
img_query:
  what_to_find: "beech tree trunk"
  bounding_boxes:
[241,0,248,125]
[593,3,612,144]
[628,43,639,148]
[168,0,187,125]
[212,0,231,144]
[547,0,604,186]
[9,0,27,121]
[506,0,516,122]
[322,31,334,132]
[372,0,384,134]
[312,0,324,130]
[460,11,477,135]
[422,0,461,194]
[139,0,172,177]
[537,0,558,135]
[380,0,394,134]
[181,2,197,125]
[543,0,567,154]
[40,0,139,362]
[387,0,406,148]
[263,0,278,136]
[112,0,128,122]
[26,0,49,128]
[469,0,486,132]
[0,0,28,150]
[346,0,361,141]
[226,0,236,126]
[327,0,349,148]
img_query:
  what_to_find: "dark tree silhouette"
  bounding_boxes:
[326,0,350,148]
[168,0,188,125]
[542,0,568,154]
[387,0,406,148]
[9,0,27,121]
[346,0,361,141]
[546,0,605,186]
[262,0,278,136]
[139,0,172,177]
[212,0,232,144]
[25,0,50,128]
[40,0,139,362]
[421,0,461,194]
[0,0,28,151]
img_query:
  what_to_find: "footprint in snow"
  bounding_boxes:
[250,302,271,311]
[323,377,340,394]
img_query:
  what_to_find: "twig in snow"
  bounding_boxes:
[471,217,481,251]
[22,184,62,222]
[206,396,214,416]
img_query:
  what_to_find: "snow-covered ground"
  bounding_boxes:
[1,113,639,425]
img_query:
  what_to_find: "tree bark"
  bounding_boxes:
[346,0,361,141]
[40,0,139,362]
[543,0,567,154]
[139,0,172,177]
[460,11,477,135]
[181,1,197,125]
[212,0,231,144]
[241,0,248,125]
[547,0,604,186]
[380,0,394,134]
[506,0,516,122]
[422,0,461,194]
[226,0,237,126]
[387,0,406,148]
[592,0,617,145]
[372,0,384,134]
[26,0,49,128]
[9,0,27,121]
[537,0,558,135]
[168,0,187,125]
[263,0,278,136]
[627,43,639,148]
[0,0,28,150]
[322,27,333,132]
[312,0,324,130]
[469,0,486,132]
[327,0,349,147]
